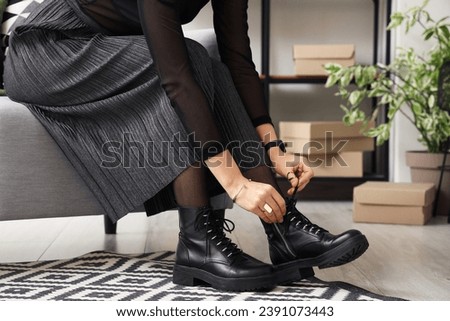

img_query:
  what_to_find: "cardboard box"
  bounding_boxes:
[293,44,355,76]
[279,121,374,154]
[353,182,436,225]
[302,152,363,177]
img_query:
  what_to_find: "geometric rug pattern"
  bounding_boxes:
[0,251,404,301]
[2,0,46,47]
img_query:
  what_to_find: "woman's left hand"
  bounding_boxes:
[268,151,314,196]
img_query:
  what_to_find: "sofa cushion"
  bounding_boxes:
[185,28,220,61]
[0,97,108,220]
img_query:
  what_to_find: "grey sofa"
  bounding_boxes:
[0,29,231,233]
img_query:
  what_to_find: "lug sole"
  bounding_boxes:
[273,234,369,277]
[273,266,315,285]
[317,234,369,269]
[173,264,277,292]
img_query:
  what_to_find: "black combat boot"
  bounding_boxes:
[261,197,369,281]
[173,205,278,291]
[212,208,306,285]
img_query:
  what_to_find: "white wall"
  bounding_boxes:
[183,0,448,182]
[391,0,450,182]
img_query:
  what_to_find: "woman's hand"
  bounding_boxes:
[205,150,285,224]
[255,124,314,197]
[268,150,314,196]
[232,179,286,224]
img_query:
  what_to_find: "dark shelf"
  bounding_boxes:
[261,0,392,199]
[276,175,386,200]
[260,74,329,84]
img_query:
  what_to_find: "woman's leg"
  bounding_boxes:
[171,146,279,291]
[208,58,285,195]
[170,40,280,291]
[172,162,210,208]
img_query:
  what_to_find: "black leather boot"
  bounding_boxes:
[212,208,308,285]
[261,197,369,279]
[173,205,278,291]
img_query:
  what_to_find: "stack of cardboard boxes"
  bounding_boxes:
[279,121,374,177]
[353,182,436,225]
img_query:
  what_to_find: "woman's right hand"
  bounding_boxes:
[205,150,286,224]
[232,179,286,224]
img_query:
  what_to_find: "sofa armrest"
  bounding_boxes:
[184,28,221,60]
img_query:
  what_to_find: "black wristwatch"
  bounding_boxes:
[264,140,286,153]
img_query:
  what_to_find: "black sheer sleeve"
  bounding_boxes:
[211,0,273,128]
[136,0,226,161]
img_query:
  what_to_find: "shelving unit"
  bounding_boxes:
[261,0,392,200]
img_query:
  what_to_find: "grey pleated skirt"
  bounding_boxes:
[3,0,266,223]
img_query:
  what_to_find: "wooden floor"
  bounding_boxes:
[0,201,449,301]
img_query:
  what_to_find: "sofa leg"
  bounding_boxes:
[104,215,117,234]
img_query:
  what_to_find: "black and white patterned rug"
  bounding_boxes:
[0,251,403,301]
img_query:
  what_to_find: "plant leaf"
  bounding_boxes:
[412,102,423,115]
[349,90,363,106]
[324,63,342,74]
[388,12,405,30]
[439,25,450,38]
[428,95,436,108]
[340,70,352,87]
[325,74,338,88]
[423,28,435,40]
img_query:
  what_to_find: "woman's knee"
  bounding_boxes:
[185,38,215,98]
[185,38,211,60]
[185,39,213,74]
[210,58,228,73]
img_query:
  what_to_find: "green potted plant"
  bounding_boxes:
[324,0,450,215]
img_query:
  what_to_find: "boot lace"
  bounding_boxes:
[194,208,243,258]
[285,197,329,236]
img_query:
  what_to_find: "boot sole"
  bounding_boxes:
[173,264,277,292]
[273,266,315,285]
[274,234,369,281]
[317,234,369,269]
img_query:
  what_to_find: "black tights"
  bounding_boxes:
[172,162,210,208]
